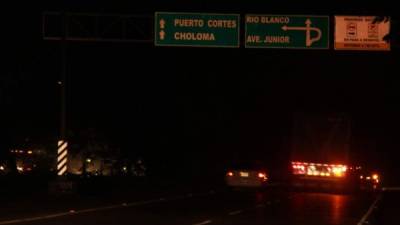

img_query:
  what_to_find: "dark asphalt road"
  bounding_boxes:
[364,188,400,225]
[0,188,381,225]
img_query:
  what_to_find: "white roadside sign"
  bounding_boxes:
[335,16,390,51]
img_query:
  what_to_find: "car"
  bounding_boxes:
[359,169,381,191]
[225,162,269,188]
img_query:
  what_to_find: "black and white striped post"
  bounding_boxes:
[57,140,68,176]
[57,11,68,177]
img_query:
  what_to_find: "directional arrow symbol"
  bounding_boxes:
[160,19,166,29]
[159,30,165,40]
[305,19,312,26]
[282,18,322,47]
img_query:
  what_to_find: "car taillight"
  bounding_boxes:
[227,171,234,177]
[372,174,379,183]
[258,172,267,180]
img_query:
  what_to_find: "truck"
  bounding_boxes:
[290,112,361,191]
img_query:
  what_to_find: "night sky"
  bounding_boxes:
[2,1,400,182]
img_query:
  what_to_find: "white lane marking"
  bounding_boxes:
[125,199,157,207]
[228,210,243,216]
[0,212,72,225]
[193,220,212,225]
[0,191,213,225]
[0,201,153,224]
[383,186,400,191]
[71,203,130,214]
[357,193,382,225]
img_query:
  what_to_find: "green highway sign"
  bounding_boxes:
[245,15,329,49]
[155,12,240,47]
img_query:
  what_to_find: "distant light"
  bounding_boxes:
[86,158,92,163]
[332,165,346,177]
[258,172,266,179]
[366,176,371,180]
[17,166,23,172]
[58,81,62,85]
[360,175,364,179]
[372,174,379,180]
[0,166,4,171]
[27,150,33,155]
[19,150,24,154]
[122,166,127,171]
[227,171,234,177]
